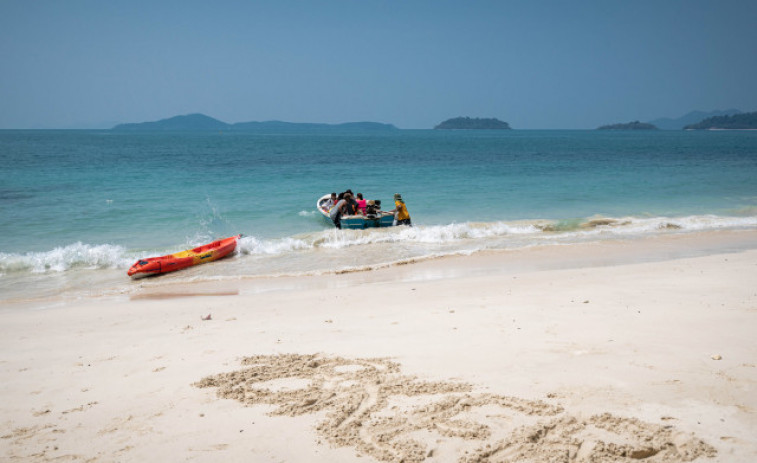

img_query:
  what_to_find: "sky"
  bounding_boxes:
[1,0,756,129]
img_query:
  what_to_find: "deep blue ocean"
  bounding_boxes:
[1,129,756,303]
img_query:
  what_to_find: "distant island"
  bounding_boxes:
[597,121,658,130]
[434,117,511,130]
[113,114,228,131]
[683,111,757,130]
[112,113,398,132]
[648,109,741,130]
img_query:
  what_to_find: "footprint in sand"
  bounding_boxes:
[195,354,716,463]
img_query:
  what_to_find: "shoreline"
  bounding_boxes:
[109,228,757,303]
[2,218,756,307]
[4,228,756,309]
[1,232,756,461]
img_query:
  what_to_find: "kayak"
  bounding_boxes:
[127,235,241,278]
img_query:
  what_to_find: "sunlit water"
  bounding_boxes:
[1,129,756,303]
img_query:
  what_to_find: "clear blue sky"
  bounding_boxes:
[1,0,756,129]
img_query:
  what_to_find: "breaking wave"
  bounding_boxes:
[0,242,132,275]
[236,214,757,256]
[2,214,756,278]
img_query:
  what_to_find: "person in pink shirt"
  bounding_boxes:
[355,193,367,215]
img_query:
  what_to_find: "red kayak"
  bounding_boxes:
[128,235,241,278]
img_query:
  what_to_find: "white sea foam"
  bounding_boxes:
[2,214,755,279]
[230,214,757,262]
[245,214,757,255]
[0,242,131,275]
[298,210,318,217]
[238,235,310,255]
[566,215,757,236]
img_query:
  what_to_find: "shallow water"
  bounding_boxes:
[1,129,756,302]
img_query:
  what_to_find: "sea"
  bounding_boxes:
[1,129,756,304]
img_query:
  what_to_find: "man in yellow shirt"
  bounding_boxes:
[389,193,412,226]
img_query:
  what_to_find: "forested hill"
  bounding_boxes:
[112,114,398,131]
[113,114,228,131]
[648,109,741,130]
[683,111,757,130]
[597,121,658,130]
[434,117,511,129]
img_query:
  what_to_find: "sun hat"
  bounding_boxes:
[394,193,403,201]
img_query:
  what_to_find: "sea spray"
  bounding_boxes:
[0,242,131,275]
[238,235,310,255]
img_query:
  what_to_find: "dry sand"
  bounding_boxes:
[1,232,756,462]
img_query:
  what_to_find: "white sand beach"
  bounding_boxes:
[1,232,756,462]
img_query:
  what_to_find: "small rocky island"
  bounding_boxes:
[683,111,757,130]
[434,117,511,130]
[597,121,658,130]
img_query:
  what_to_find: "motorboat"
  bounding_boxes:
[317,194,395,229]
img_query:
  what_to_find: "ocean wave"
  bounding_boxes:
[2,213,755,277]
[234,213,757,256]
[0,242,131,275]
[238,235,310,255]
[549,215,757,236]
[725,204,757,216]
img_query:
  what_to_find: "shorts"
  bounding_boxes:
[396,218,412,226]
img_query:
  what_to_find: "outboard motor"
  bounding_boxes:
[365,199,381,219]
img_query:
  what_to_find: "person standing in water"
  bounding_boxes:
[329,193,349,229]
[344,192,358,215]
[387,193,412,226]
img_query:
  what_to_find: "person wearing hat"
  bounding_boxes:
[386,193,412,226]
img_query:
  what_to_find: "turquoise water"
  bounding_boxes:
[1,129,756,302]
